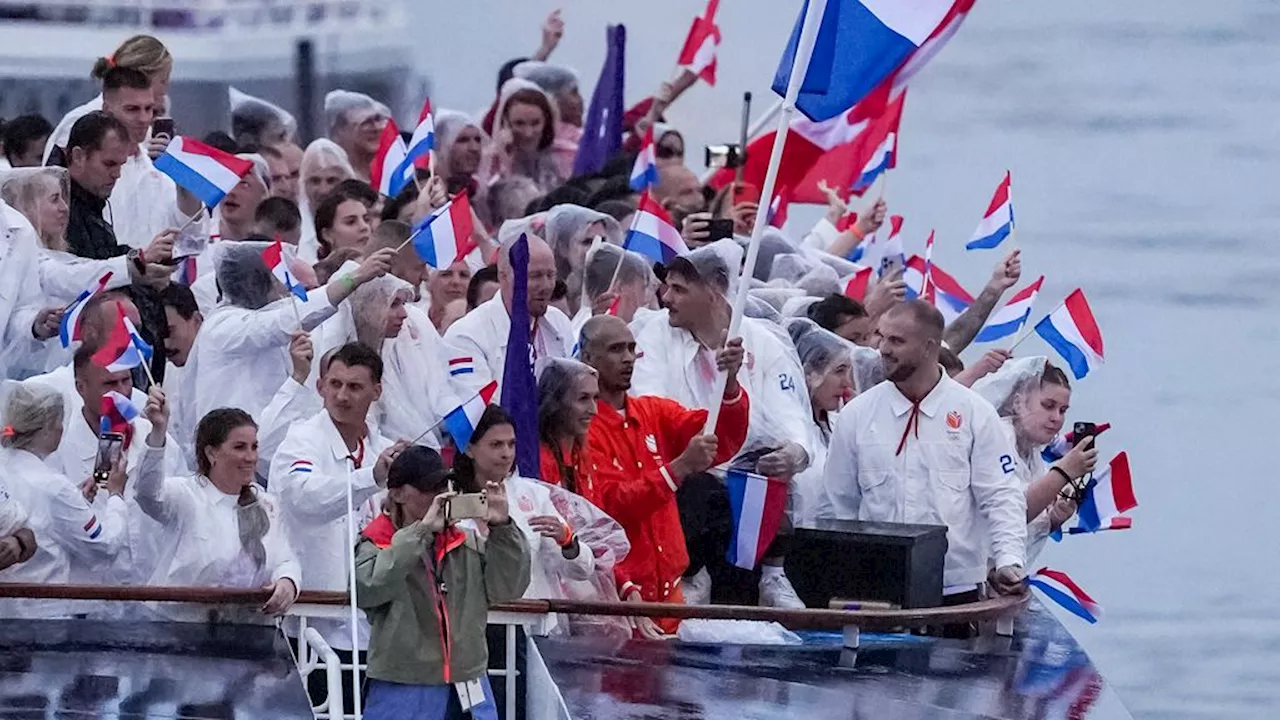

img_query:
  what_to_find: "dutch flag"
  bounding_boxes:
[289,460,314,476]
[1034,289,1104,380]
[410,192,476,270]
[59,271,114,348]
[83,514,103,540]
[624,192,689,265]
[849,91,903,195]
[724,469,788,571]
[443,381,499,454]
[100,390,139,426]
[262,239,308,301]
[406,98,435,171]
[1027,568,1102,624]
[966,170,1015,251]
[448,357,475,377]
[370,119,414,198]
[629,126,660,192]
[90,307,152,373]
[976,276,1045,343]
[154,136,255,210]
[1068,452,1137,535]
[904,255,972,324]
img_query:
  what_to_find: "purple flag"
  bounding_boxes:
[572,24,627,176]
[500,234,541,478]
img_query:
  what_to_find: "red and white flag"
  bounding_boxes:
[677,0,722,86]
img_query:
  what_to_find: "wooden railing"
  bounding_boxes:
[0,583,1027,631]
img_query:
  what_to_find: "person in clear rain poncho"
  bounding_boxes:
[297,139,357,263]
[229,87,297,150]
[323,90,390,185]
[544,204,623,319]
[575,242,660,338]
[433,110,488,200]
[512,61,584,180]
[786,319,857,528]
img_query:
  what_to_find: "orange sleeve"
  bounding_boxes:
[651,391,751,467]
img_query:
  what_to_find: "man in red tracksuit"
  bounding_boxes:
[577,315,749,638]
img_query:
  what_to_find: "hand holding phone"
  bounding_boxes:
[444,492,489,522]
[94,433,125,488]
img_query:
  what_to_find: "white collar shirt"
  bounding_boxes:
[443,294,575,398]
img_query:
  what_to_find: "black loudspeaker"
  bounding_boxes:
[785,519,948,609]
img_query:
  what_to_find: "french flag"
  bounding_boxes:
[843,266,873,301]
[724,469,788,570]
[171,256,198,286]
[1034,289,1104,380]
[905,255,972,324]
[716,0,973,204]
[406,98,435,171]
[849,90,904,195]
[59,271,113,348]
[624,192,689,265]
[411,192,475,269]
[976,276,1045,343]
[154,137,254,210]
[443,381,499,454]
[1042,423,1112,463]
[1068,452,1137,535]
[1027,568,1102,624]
[629,126,659,192]
[91,307,152,373]
[766,187,791,228]
[773,0,954,122]
[677,0,721,86]
[966,171,1015,251]
[370,119,413,198]
[262,240,307,301]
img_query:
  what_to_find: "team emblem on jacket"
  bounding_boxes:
[518,495,534,513]
[946,411,963,431]
[645,434,658,453]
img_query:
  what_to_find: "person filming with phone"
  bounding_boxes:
[355,445,530,720]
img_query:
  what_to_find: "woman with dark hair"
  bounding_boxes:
[136,396,300,619]
[486,82,565,193]
[355,445,528,719]
[314,185,375,262]
[535,359,599,498]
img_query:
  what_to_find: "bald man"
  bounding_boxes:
[444,233,574,397]
[818,300,1028,612]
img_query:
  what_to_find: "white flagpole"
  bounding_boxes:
[702,0,829,434]
[345,479,362,720]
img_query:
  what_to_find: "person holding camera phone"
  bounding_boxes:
[356,445,530,720]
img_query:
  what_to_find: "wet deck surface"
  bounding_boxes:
[534,600,1134,720]
[0,619,312,719]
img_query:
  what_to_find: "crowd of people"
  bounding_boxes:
[0,17,1104,719]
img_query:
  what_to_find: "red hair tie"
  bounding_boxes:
[1,425,15,438]
[105,55,116,69]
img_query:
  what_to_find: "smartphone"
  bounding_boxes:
[445,492,488,522]
[1072,422,1098,447]
[707,218,736,242]
[879,254,905,278]
[94,432,126,487]
[151,116,175,139]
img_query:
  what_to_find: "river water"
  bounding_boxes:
[418,1,1280,717]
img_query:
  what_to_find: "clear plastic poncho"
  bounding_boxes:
[851,345,885,395]
[323,90,390,137]
[229,87,297,147]
[540,479,632,638]
[684,239,744,300]
[433,109,488,181]
[787,318,854,389]
[0,166,68,250]
[513,61,580,95]
[545,204,622,315]
[578,243,659,328]
[750,229,799,282]
[781,295,821,319]
[972,355,1050,420]
[213,241,281,310]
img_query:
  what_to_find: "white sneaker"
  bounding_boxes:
[758,572,805,609]
[683,567,712,605]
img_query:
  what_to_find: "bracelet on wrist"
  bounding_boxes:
[1049,466,1072,483]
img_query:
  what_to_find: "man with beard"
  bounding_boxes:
[444,233,574,397]
[818,300,1028,606]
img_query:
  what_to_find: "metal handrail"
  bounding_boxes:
[0,582,1027,631]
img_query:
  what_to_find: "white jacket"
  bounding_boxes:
[187,286,339,424]
[0,200,49,380]
[818,371,1026,587]
[269,410,391,650]
[42,94,101,165]
[504,475,595,636]
[106,146,211,251]
[0,477,26,536]
[375,305,462,448]
[444,295,575,398]
[631,311,813,461]
[0,447,129,618]
[1001,420,1055,567]
[792,415,834,528]
[134,441,301,620]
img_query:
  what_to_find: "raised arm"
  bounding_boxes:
[943,249,1020,354]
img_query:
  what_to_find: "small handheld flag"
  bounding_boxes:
[406,98,435,171]
[1067,452,1136,535]
[966,171,1015,250]
[629,126,660,192]
[624,192,689,265]
[921,229,936,302]
[849,92,904,196]
[442,382,499,454]
[263,240,308,301]
[766,187,791,228]
[154,136,255,210]
[91,307,153,373]
[1027,568,1102,624]
[724,469,788,570]
[976,276,1045,343]
[370,119,413,198]
[99,390,139,449]
[843,266,873,302]
[677,0,722,86]
[1034,289,1104,380]
[409,192,476,269]
[904,255,972,324]
[59,271,114,348]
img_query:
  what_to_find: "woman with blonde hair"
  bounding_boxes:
[43,34,173,163]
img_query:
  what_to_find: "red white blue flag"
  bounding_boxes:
[1027,568,1102,624]
[1035,289,1104,380]
[725,469,788,570]
[154,136,255,209]
[966,171,1015,250]
[59,271,113,348]
[90,307,152,373]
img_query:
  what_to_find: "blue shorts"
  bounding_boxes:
[363,676,498,720]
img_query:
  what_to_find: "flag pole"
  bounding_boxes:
[1008,296,1062,352]
[176,205,206,233]
[344,479,363,720]
[702,0,829,434]
[410,415,447,446]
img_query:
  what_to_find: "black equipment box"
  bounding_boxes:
[785,519,949,609]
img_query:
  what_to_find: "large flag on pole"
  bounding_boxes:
[677,0,722,86]
[772,0,954,122]
[573,25,627,176]
[501,235,541,478]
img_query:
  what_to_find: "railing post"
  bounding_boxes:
[505,623,517,720]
